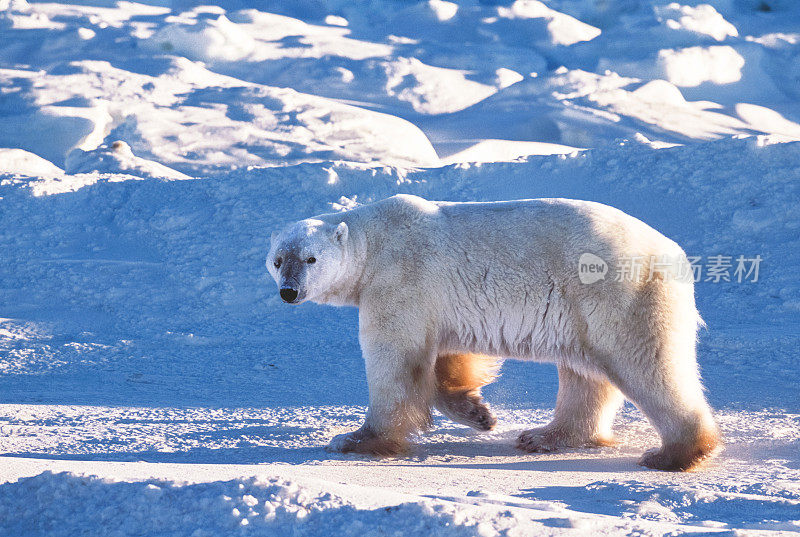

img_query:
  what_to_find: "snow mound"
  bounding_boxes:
[384,57,497,115]
[654,3,738,42]
[0,59,437,173]
[143,7,393,64]
[540,69,747,142]
[0,0,29,13]
[658,45,745,87]
[496,0,601,47]
[736,103,800,138]
[147,14,256,63]
[0,148,62,176]
[66,141,191,179]
[442,139,582,164]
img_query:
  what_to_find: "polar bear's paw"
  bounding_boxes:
[516,426,612,453]
[436,391,497,431]
[516,427,570,453]
[326,428,408,457]
[638,447,684,471]
[638,429,720,471]
[463,400,497,431]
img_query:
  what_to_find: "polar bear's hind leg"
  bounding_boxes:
[517,365,624,452]
[604,280,720,471]
[434,353,500,431]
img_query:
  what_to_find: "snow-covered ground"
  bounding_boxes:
[1,0,799,535]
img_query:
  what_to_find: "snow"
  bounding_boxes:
[495,0,602,46]
[658,45,745,87]
[147,14,258,62]
[0,148,63,176]
[384,57,498,114]
[1,0,800,535]
[654,3,739,42]
[66,141,191,179]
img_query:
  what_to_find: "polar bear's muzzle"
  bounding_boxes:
[278,270,306,304]
[274,253,309,304]
[280,286,301,304]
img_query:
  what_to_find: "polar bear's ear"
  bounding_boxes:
[270,231,279,245]
[333,222,348,245]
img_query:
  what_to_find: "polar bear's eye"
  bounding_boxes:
[306,257,316,264]
[274,258,282,269]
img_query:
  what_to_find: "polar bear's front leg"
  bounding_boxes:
[327,309,436,457]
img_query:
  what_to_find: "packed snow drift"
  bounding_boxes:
[1,0,799,535]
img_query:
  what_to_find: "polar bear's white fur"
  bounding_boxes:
[267,194,720,471]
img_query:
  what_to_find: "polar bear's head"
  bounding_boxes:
[266,218,349,304]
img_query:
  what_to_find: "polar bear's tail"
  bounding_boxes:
[434,353,501,431]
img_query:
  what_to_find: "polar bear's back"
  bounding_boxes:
[370,195,685,264]
[338,195,687,274]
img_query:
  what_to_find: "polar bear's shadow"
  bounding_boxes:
[321,424,639,473]
[408,437,637,473]
[374,441,639,474]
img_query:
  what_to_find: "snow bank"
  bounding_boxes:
[0,472,493,537]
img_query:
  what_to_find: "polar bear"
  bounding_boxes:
[266,194,720,471]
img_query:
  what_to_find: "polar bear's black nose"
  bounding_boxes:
[280,287,299,303]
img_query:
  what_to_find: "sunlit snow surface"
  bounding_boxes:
[1,0,800,535]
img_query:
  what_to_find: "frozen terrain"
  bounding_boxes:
[1,0,799,535]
